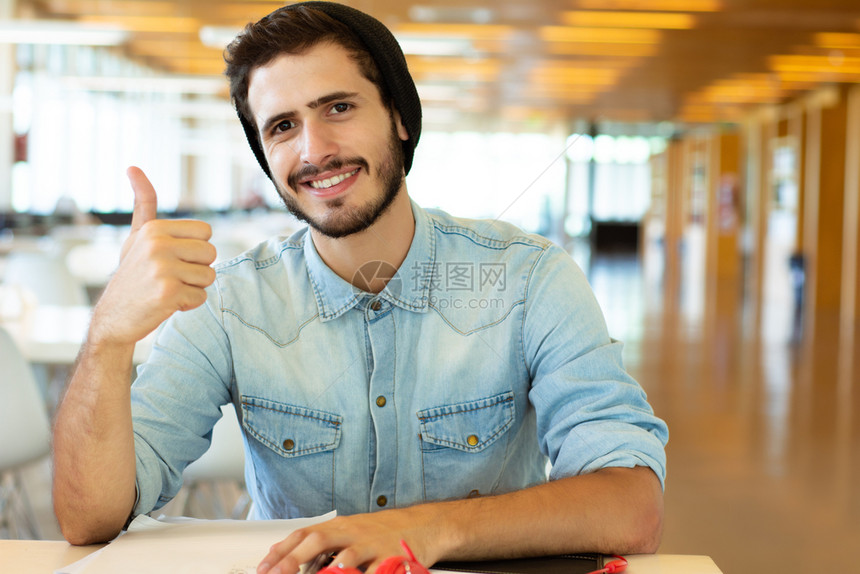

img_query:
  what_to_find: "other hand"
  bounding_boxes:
[257,507,446,574]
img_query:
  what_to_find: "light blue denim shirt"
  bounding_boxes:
[130,200,668,520]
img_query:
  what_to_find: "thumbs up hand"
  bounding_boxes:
[89,167,217,347]
[122,166,159,259]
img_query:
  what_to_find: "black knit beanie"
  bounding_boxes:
[237,1,422,177]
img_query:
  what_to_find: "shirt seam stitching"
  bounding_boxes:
[220,308,318,347]
[241,399,342,425]
[417,395,514,420]
[521,244,551,374]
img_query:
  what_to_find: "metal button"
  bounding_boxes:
[370,300,382,311]
[282,439,295,451]
[376,495,388,507]
[466,434,479,447]
[376,396,387,407]
[467,489,481,498]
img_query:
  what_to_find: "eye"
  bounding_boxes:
[330,102,351,115]
[273,119,295,133]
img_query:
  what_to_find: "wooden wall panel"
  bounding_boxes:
[802,87,848,333]
[841,86,860,337]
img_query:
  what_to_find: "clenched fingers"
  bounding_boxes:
[258,529,362,574]
[151,218,214,241]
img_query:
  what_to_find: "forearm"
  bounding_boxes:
[52,340,138,545]
[432,466,663,561]
[259,466,663,574]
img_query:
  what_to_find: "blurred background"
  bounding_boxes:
[1,1,859,573]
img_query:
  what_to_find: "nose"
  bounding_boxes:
[296,118,339,166]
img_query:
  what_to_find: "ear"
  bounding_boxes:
[392,109,410,142]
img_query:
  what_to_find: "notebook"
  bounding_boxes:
[433,554,603,574]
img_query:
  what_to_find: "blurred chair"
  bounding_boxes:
[1,251,89,413]
[0,327,52,539]
[176,404,249,519]
[65,241,122,301]
[212,238,248,264]
[2,251,88,306]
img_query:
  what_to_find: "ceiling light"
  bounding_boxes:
[546,42,659,57]
[562,11,697,29]
[409,6,495,24]
[776,70,860,83]
[0,20,128,45]
[52,1,177,17]
[532,69,624,86]
[82,15,199,34]
[769,54,860,72]
[394,23,512,42]
[577,0,722,11]
[814,33,860,49]
[541,26,662,44]
[396,36,473,57]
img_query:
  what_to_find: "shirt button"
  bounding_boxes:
[282,439,295,451]
[376,396,387,407]
[466,434,479,447]
[370,300,382,311]
[376,495,388,507]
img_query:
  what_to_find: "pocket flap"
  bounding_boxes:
[417,391,515,453]
[241,396,342,458]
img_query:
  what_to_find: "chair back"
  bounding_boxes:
[0,327,51,470]
[2,251,88,306]
[183,405,246,483]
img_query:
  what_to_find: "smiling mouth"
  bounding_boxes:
[306,168,359,190]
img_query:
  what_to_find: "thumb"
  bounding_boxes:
[127,166,158,231]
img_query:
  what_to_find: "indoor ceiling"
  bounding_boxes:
[12,0,860,130]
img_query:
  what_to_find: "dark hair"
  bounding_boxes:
[224,5,390,131]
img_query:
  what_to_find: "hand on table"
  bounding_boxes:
[89,166,217,346]
[257,507,447,574]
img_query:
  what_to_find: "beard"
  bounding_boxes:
[275,117,406,239]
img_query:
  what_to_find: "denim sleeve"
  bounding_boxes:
[130,281,234,516]
[523,245,668,488]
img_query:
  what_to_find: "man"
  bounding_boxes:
[52,3,668,574]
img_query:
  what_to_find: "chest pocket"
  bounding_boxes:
[242,396,342,456]
[241,396,342,515]
[417,391,515,500]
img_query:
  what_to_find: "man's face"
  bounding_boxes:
[248,42,410,239]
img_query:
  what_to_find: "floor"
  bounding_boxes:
[587,250,860,573]
[7,247,860,574]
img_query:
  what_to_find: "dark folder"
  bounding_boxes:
[433,554,603,574]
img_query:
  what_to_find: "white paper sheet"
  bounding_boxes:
[56,512,336,574]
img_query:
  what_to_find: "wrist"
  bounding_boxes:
[87,297,145,350]
[410,499,475,564]
[83,318,138,362]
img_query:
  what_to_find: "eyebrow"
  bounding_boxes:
[259,91,360,136]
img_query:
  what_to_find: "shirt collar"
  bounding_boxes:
[304,199,435,322]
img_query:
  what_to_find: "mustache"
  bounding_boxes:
[287,157,370,190]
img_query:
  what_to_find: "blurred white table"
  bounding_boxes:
[0,540,722,574]
[0,305,152,365]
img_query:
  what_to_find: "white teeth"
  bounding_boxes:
[308,169,358,189]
